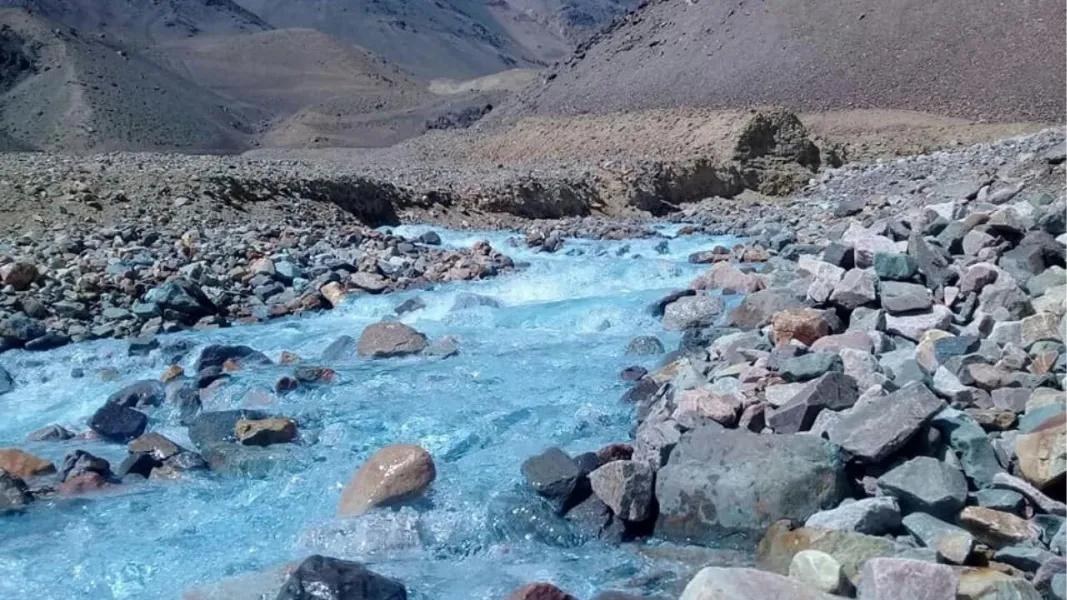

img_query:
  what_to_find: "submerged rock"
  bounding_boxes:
[88,402,148,442]
[338,444,436,517]
[0,471,31,513]
[520,447,587,513]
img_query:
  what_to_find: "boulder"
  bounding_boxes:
[930,409,1003,489]
[1014,412,1066,491]
[880,281,934,314]
[276,555,406,600]
[767,372,858,434]
[356,322,429,358]
[830,269,879,310]
[673,388,742,428]
[757,522,907,584]
[0,262,37,290]
[1020,312,1063,349]
[450,293,500,311]
[771,308,833,346]
[0,448,55,479]
[0,314,45,348]
[798,257,845,304]
[625,336,665,356]
[908,234,954,289]
[656,427,847,544]
[850,232,899,269]
[338,444,436,517]
[588,460,654,522]
[128,432,182,461]
[144,279,216,318]
[725,289,808,329]
[884,306,954,341]
[0,470,31,513]
[902,512,975,560]
[690,262,764,294]
[827,382,945,463]
[804,497,901,536]
[874,252,918,281]
[505,583,577,600]
[194,345,271,372]
[662,295,725,331]
[789,550,846,595]
[188,410,270,449]
[679,567,839,600]
[958,507,1038,549]
[876,456,968,519]
[235,418,297,446]
[520,447,586,512]
[25,424,74,441]
[778,352,844,382]
[321,335,356,360]
[857,558,958,600]
[88,402,148,442]
[107,380,165,408]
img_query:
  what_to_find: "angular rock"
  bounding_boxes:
[757,522,907,584]
[800,257,846,304]
[144,279,215,318]
[874,252,918,281]
[625,336,665,356]
[1021,312,1063,349]
[656,427,847,544]
[25,424,74,442]
[690,262,764,294]
[877,456,968,519]
[673,388,742,428]
[959,506,1038,548]
[779,352,844,382]
[789,550,846,595]
[588,460,654,522]
[902,512,974,561]
[662,295,725,331]
[767,372,858,434]
[930,408,1003,489]
[772,308,833,346]
[0,470,31,513]
[107,379,165,409]
[356,322,429,358]
[884,305,954,341]
[857,558,958,600]
[908,234,955,289]
[194,345,271,372]
[235,418,297,446]
[725,289,808,329]
[828,382,945,463]
[276,555,406,600]
[1014,412,1066,491]
[188,410,269,449]
[881,281,934,314]
[804,497,901,536]
[993,545,1058,573]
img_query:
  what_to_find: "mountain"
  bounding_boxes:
[0,9,261,152]
[504,0,1066,123]
[0,0,271,46]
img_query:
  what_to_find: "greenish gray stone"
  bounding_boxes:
[874,252,918,281]
[877,456,968,519]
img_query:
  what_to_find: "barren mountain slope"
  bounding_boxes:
[0,0,270,46]
[152,28,430,116]
[0,9,261,152]
[503,0,1066,123]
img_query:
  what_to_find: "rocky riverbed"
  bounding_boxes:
[0,129,1064,600]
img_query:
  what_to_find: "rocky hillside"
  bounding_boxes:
[0,9,260,153]
[504,0,1066,123]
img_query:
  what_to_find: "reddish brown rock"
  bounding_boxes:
[505,583,577,600]
[161,365,185,383]
[958,506,1038,548]
[0,262,38,290]
[338,444,436,516]
[56,472,111,496]
[234,418,297,446]
[0,448,56,480]
[356,322,429,358]
[772,308,832,347]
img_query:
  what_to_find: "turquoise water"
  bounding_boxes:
[0,227,740,600]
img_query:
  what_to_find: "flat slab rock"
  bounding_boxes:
[858,558,959,600]
[828,381,945,463]
[679,567,839,600]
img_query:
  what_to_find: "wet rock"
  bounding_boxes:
[588,460,654,522]
[771,308,833,347]
[1014,412,1066,490]
[451,292,500,311]
[827,382,945,463]
[59,450,113,482]
[679,567,838,600]
[276,555,407,600]
[338,444,436,517]
[505,582,577,600]
[804,497,901,536]
[107,379,165,409]
[321,335,356,360]
[0,448,55,479]
[959,506,1038,548]
[656,427,847,544]
[0,365,13,395]
[194,345,271,372]
[520,447,586,512]
[356,322,429,358]
[394,297,426,315]
[488,487,583,548]
[25,424,74,442]
[187,410,270,449]
[128,432,182,462]
[127,334,159,356]
[877,456,968,519]
[0,471,31,513]
[235,418,297,446]
[88,402,148,442]
[625,336,665,356]
[880,281,934,314]
[662,295,725,331]
[857,558,958,600]
[647,289,696,317]
[789,550,846,595]
[767,372,858,434]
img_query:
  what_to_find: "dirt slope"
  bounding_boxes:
[0,9,261,152]
[503,0,1066,123]
[0,0,270,46]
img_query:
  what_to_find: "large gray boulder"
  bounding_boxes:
[656,426,847,545]
[805,497,902,536]
[880,281,934,314]
[356,322,429,358]
[662,295,725,331]
[724,289,808,329]
[828,382,945,463]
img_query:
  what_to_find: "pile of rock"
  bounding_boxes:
[0,224,512,354]
[517,131,1067,598]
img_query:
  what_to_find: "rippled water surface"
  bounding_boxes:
[0,227,741,600]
